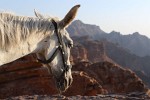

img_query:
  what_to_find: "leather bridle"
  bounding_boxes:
[37,19,71,72]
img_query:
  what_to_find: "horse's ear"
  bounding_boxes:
[59,5,80,28]
[34,9,44,18]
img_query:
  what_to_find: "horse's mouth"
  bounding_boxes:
[56,77,73,93]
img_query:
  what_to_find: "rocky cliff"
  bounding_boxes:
[71,36,113,64]
[0,53,148,99]
[0,54,105,98]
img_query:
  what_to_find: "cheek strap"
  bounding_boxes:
[37,19,72,72]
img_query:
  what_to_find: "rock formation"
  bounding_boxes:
[0,54,148,99]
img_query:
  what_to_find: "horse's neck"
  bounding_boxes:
[0,34,48,66]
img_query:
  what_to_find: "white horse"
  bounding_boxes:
[0,5,80,92]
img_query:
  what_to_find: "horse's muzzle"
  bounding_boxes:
[56,76,73,92]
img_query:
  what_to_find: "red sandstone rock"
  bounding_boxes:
[63,71,106,96]
[71,44,89,64]
[71,37,114,64]
[0,59,58,99]
[73,61,147,94]
[0,55,106,99]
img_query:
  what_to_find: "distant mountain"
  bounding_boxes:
[103,40,150,73]
[67,20,105,39]
[100,31,150,57]
[67,20,150,57]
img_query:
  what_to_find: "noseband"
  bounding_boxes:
[37,19,71,72]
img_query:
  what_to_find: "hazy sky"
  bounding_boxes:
[0,0,150,37]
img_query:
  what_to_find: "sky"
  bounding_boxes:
[0,0,150,38]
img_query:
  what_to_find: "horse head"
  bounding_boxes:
[35,5,80,92]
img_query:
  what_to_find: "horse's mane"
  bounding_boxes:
[0,12,53,50]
